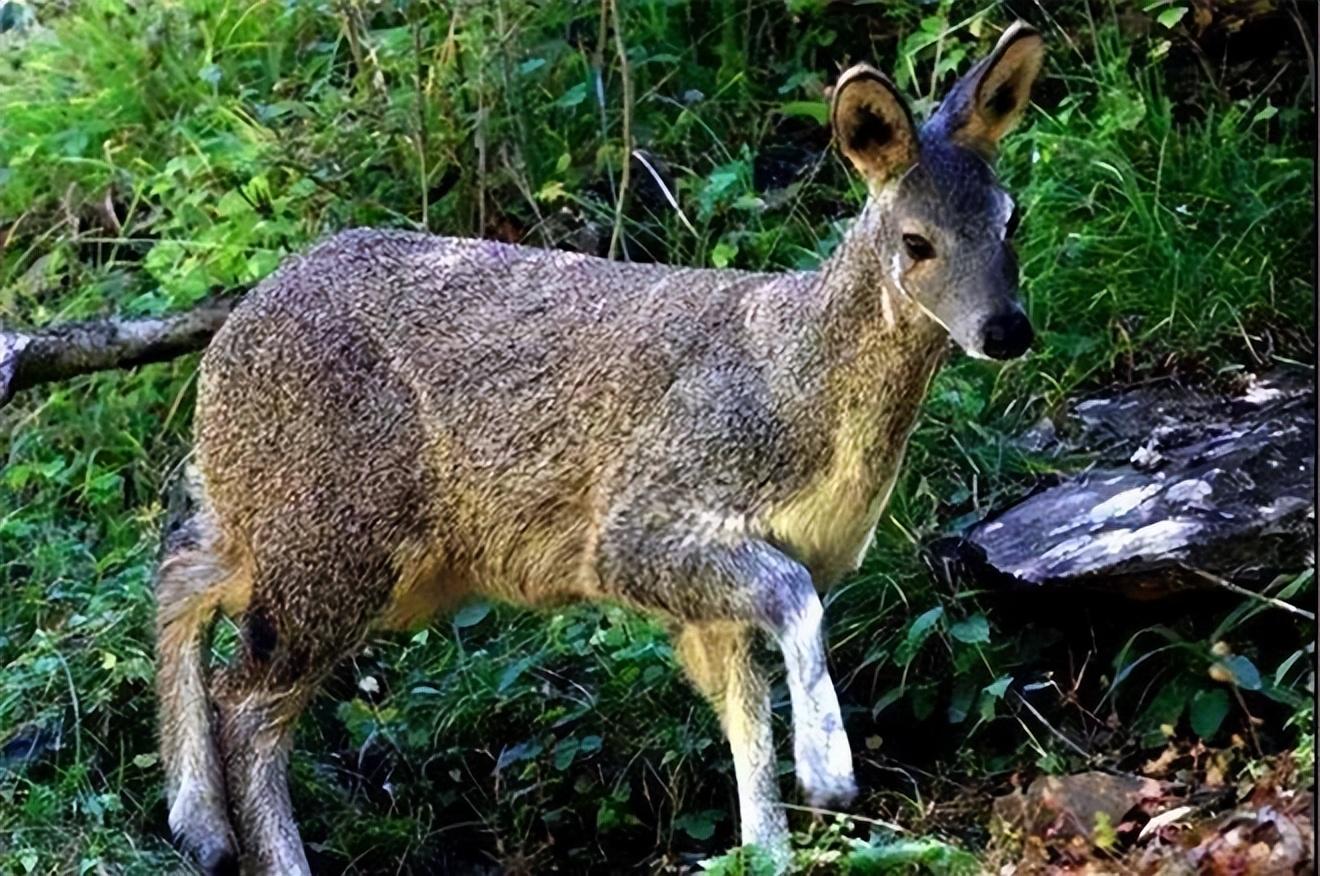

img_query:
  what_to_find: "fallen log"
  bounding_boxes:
[934,372,1315,600]
[0,298,236,408]
[0,223,620,410]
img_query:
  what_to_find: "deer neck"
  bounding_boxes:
[746,199,949,584]
[807,197,949,472]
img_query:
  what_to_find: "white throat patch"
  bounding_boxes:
[888,252,950,333]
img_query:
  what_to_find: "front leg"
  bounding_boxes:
[777,592,856,809]
[600,519,857,844]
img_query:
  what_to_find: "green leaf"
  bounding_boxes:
[495,738,542,771]
[1049,332,1100,357]
[1156,7,1187,29]
[554,81,587,108]
[711,241,738,268]
[844,836,979,875]
[777,100,828,125]
[497,654,535,693]
[978,675,1013,722]
[596,799,621,831]
[1275,569,1313,599]
[1275,649,1306,685]
[452,600,492,629]
[596,794,639,831]
[553,737,579,770]
[698,162,746,217]
[1219,655,1262,690]
[871,687,903,719]
[897,606,943,664]
[84,471,123,507]
[215,189,255,218]
[536,180,568,203]
[698,844,780,876]
[675,810,722,841]
[947,678,975,724]
[1137,676,1195,746]
[1092,812,1118,850]
[907,606,944,644]
[909,683,937,721]
[919,15,946,35]
[1189,688,1230,739]
[949,614,990,644]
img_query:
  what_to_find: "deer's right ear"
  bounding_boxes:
[929,22,1045,159]
[830,65,918,188]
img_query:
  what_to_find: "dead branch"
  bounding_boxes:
[0,298,237,408]
[606,0,633,261]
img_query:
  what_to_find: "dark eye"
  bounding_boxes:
[1005,205,1021,239]
[902,233,935,261]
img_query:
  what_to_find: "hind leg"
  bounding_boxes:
[155,514,242,874]
[213,665,318,875]
[213,556,388,875]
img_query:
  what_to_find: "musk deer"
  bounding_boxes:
[155,23,1044,874]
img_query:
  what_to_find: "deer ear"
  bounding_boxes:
[933,21,1044,158]
[831,64,919,188]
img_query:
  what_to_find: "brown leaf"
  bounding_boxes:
[1142,745,1181,778]
[1186,796,1313,874]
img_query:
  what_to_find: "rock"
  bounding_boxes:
[992,771,1163,843]
[938,371,1314,597]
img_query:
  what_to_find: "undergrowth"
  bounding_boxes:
[0,1,1313,873]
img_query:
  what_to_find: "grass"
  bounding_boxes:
[0,0,1314,873]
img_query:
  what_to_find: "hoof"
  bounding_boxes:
[170,788,238,876]
[196,842,240,876]
[801,771,858,810]
[796,725,857,809]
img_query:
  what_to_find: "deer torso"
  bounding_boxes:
[196,222,946,619]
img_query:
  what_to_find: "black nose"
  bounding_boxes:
[981,309,1034,360]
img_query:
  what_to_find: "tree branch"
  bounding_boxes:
[0,298,237,408]
[606,0,632,261]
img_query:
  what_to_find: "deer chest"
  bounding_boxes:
[762,429,906,589]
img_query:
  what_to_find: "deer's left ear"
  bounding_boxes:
[930,21,1045,159]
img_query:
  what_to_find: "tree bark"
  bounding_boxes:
[0,298,237,408]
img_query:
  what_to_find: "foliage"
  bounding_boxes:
[0,0,1313,872]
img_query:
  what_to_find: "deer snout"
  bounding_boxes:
[980,308,1033,360]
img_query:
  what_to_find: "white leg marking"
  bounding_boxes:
[777,596,857,808]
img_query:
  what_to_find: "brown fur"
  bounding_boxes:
[154,25,1043,874]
